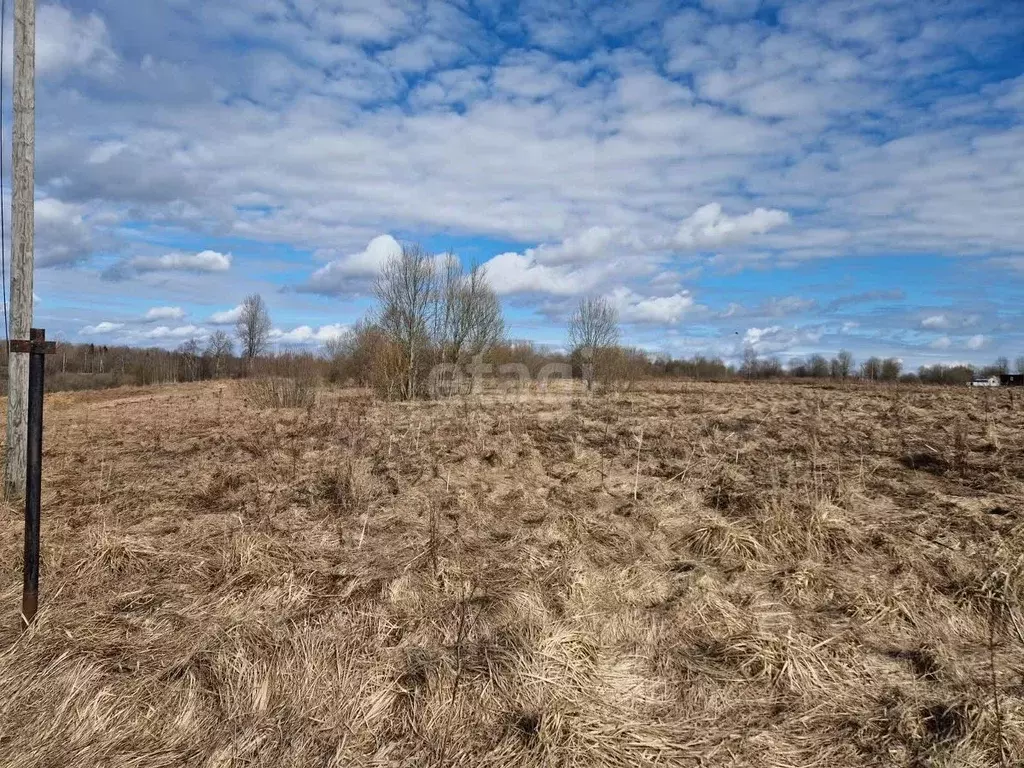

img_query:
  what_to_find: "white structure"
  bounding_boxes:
[969,375,1000,387]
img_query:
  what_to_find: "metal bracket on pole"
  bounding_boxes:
[9,333,56,355]
[12,328,53,628]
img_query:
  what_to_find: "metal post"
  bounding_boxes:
[13,328,53,628]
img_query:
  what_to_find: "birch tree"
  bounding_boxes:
[236,294,272,363]
[568,296,620,391]
[374,244,437,399]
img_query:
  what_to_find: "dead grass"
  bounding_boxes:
[1,379,1023,766]
[240,376,319,410]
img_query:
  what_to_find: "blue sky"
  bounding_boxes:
[13,0,1024,367]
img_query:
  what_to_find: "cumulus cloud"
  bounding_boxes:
[143,306,186,322]
[270,324,349,344]
[142,325,208,340]
[208,305,243,324]
[483,251,613,296]
[29,0,1023,270]
[469,202,786,299]
[80,321,123,335]
[299,235,402,296]
[608,287,697,325]
[671,204,791,250]
[515,204,790,273]
[966,334,988,350]
[133,251,232,273]
[17,0,1024,362]
[930,336,952,349]
[741,325,822,355]
[528,227,633,267]
[743,325,783,349]
[103,250,232,280]
[921,315,947,329]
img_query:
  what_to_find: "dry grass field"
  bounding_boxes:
[1,379,1023,767]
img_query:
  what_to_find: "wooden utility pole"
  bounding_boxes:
[5,0,35,499]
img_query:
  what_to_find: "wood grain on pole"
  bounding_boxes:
[5,0,35,499]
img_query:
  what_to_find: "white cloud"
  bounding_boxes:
[143,306,186,323]
[966,334,988,350]
[143,325,208,340]
[743,325,783,348]
[133,251,232,273]
[16,0,1024,364]
[80,321,123,335]
[529,226,630,266]
[483,251,612,296]
[930,335,952,349]
[672,203,791,250]
[920,313,981,330]
[301,235,402,295]
[36,3,118,79]
[471,201,786,299]
[492,51,582,99]
[31,2,1023,274]
[841,321,859,333]
[270,324,349,344]
[741,324,822,355]
[208,305,243,325]
[517,204,789,271]
[105,250,233,280]
[609,287,697,324]
[35,198,95,267]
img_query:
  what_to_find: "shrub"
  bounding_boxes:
[241,376,318,409]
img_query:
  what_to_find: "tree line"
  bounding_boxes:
[7,243,1022,395]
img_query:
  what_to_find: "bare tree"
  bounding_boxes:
[236,294,272,364]
[322,332,351,364]
[206,330,234,378]
[861,356,882,381]
[1016,356,1024,375]
[368,245,506,398]
[434,254,505,366]
[741,346,759,379]
[994,356,1009,374]
[880,357,902,381]
[807,354,830,378]
[568,296,620,391]
[836,349,854,378]
[375,243,437,399]
[761,356,784,378]
[177,339,202,382]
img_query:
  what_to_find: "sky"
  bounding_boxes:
[10,0,1024,368]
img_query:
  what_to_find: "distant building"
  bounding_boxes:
[1000,373,1024,387]
[969,375,1000,387]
